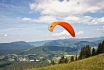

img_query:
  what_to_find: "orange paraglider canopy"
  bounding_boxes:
[49,21,76,37]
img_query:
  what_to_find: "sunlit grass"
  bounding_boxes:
[30,54,104,70]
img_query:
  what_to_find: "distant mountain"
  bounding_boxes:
[0,41,34,55]
[21,37,104,59]
[0,36,104,59]
[22,39,103,57]
[28,40,51,47]
[74,41,97,49]
[28,37,104,47]
[44,37,104,47]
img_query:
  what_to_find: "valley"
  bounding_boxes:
[0,37,104,70]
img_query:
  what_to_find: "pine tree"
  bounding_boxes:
[64,57,68,63]
[79,47,84,59]
[102,40,104,53]
[85,45,91,58]
[75,54,77,61]
[97,43,102,54]
[70,56,74,62]
[92,48,96,56]
[79,45,91,59]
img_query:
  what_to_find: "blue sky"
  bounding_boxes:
[0,0,104,43]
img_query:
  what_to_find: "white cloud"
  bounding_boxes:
[32,16,57,23]
[29,0,104,24]
[30,0,104,15]
[0,28,30,32]
[22,15,100,24]
[4,34,8,37]
[51,30,67,39]
[80,16,92,24]
[59,36,65,39]
[52,30,84,39]
[22,16,57,24]
[64,15,80,23]
[64,15,93,24]
[64,16,104,25]
[22,17,31,21]
[91,17,104,24]
[76,31,84,35]
[52,30,69,37]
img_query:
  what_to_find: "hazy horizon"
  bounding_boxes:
[0,36,103,43]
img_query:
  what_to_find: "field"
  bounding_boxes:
[30,54,104,70]
[0,62,49,70]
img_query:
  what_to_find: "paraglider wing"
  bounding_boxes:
[49,21,75,37]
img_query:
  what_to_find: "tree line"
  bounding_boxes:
[79,40,104,60]
[51,40,104,65]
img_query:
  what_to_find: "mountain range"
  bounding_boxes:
[0,41,34,55]
[0,37,104,56]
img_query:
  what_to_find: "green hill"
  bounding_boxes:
[0,41,34,55]
[31,54,104,70]
[20,46,78,60]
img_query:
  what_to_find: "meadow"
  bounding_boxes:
[30,54,104,70]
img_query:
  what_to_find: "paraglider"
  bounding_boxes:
[49,21,75,37]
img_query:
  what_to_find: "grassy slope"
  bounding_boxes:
[31,54,104,70]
